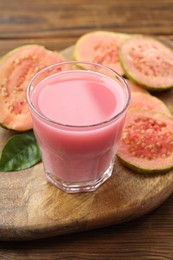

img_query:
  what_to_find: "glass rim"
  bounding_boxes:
[27,60,131,129]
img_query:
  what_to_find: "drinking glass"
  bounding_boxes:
[27,61,130,193]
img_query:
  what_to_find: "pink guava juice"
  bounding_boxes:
[27,62,130,192]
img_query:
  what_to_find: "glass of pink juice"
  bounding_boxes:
[27,61,130,193]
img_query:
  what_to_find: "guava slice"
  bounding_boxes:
[117,109,173,173]
[119,36,173,90]
[129,92,172,117]
[0,45,66,131]
[73,31,130,75]
[126,79,149,94]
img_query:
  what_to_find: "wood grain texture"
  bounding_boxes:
[0,0,173,258]
[0,0,173,39]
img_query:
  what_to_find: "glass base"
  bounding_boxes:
[45,163,114,193]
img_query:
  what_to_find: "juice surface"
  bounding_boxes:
[32,70,125,126]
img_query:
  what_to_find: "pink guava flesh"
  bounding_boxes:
[73,31,130,75]
[117,109,173,173]
[119,36,173,90]
[0,45,66,131]
[129,92,172,117]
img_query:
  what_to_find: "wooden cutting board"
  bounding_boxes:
[0,45,173,241]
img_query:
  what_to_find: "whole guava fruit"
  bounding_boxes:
[117,109,173,173]
[73,31,130,75]
[119,36,173,90]
[0,45,66,131]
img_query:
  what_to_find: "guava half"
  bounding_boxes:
[119,36,173,90]
[0,45,66,131]
[129,92,172,117]
[73,31,130,75]
[117,109,173,173]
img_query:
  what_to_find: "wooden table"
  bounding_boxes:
[0,0,173,259]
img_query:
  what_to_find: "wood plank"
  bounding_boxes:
[0,0,173,39]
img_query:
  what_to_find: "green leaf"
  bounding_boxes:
[0,131,41,172]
